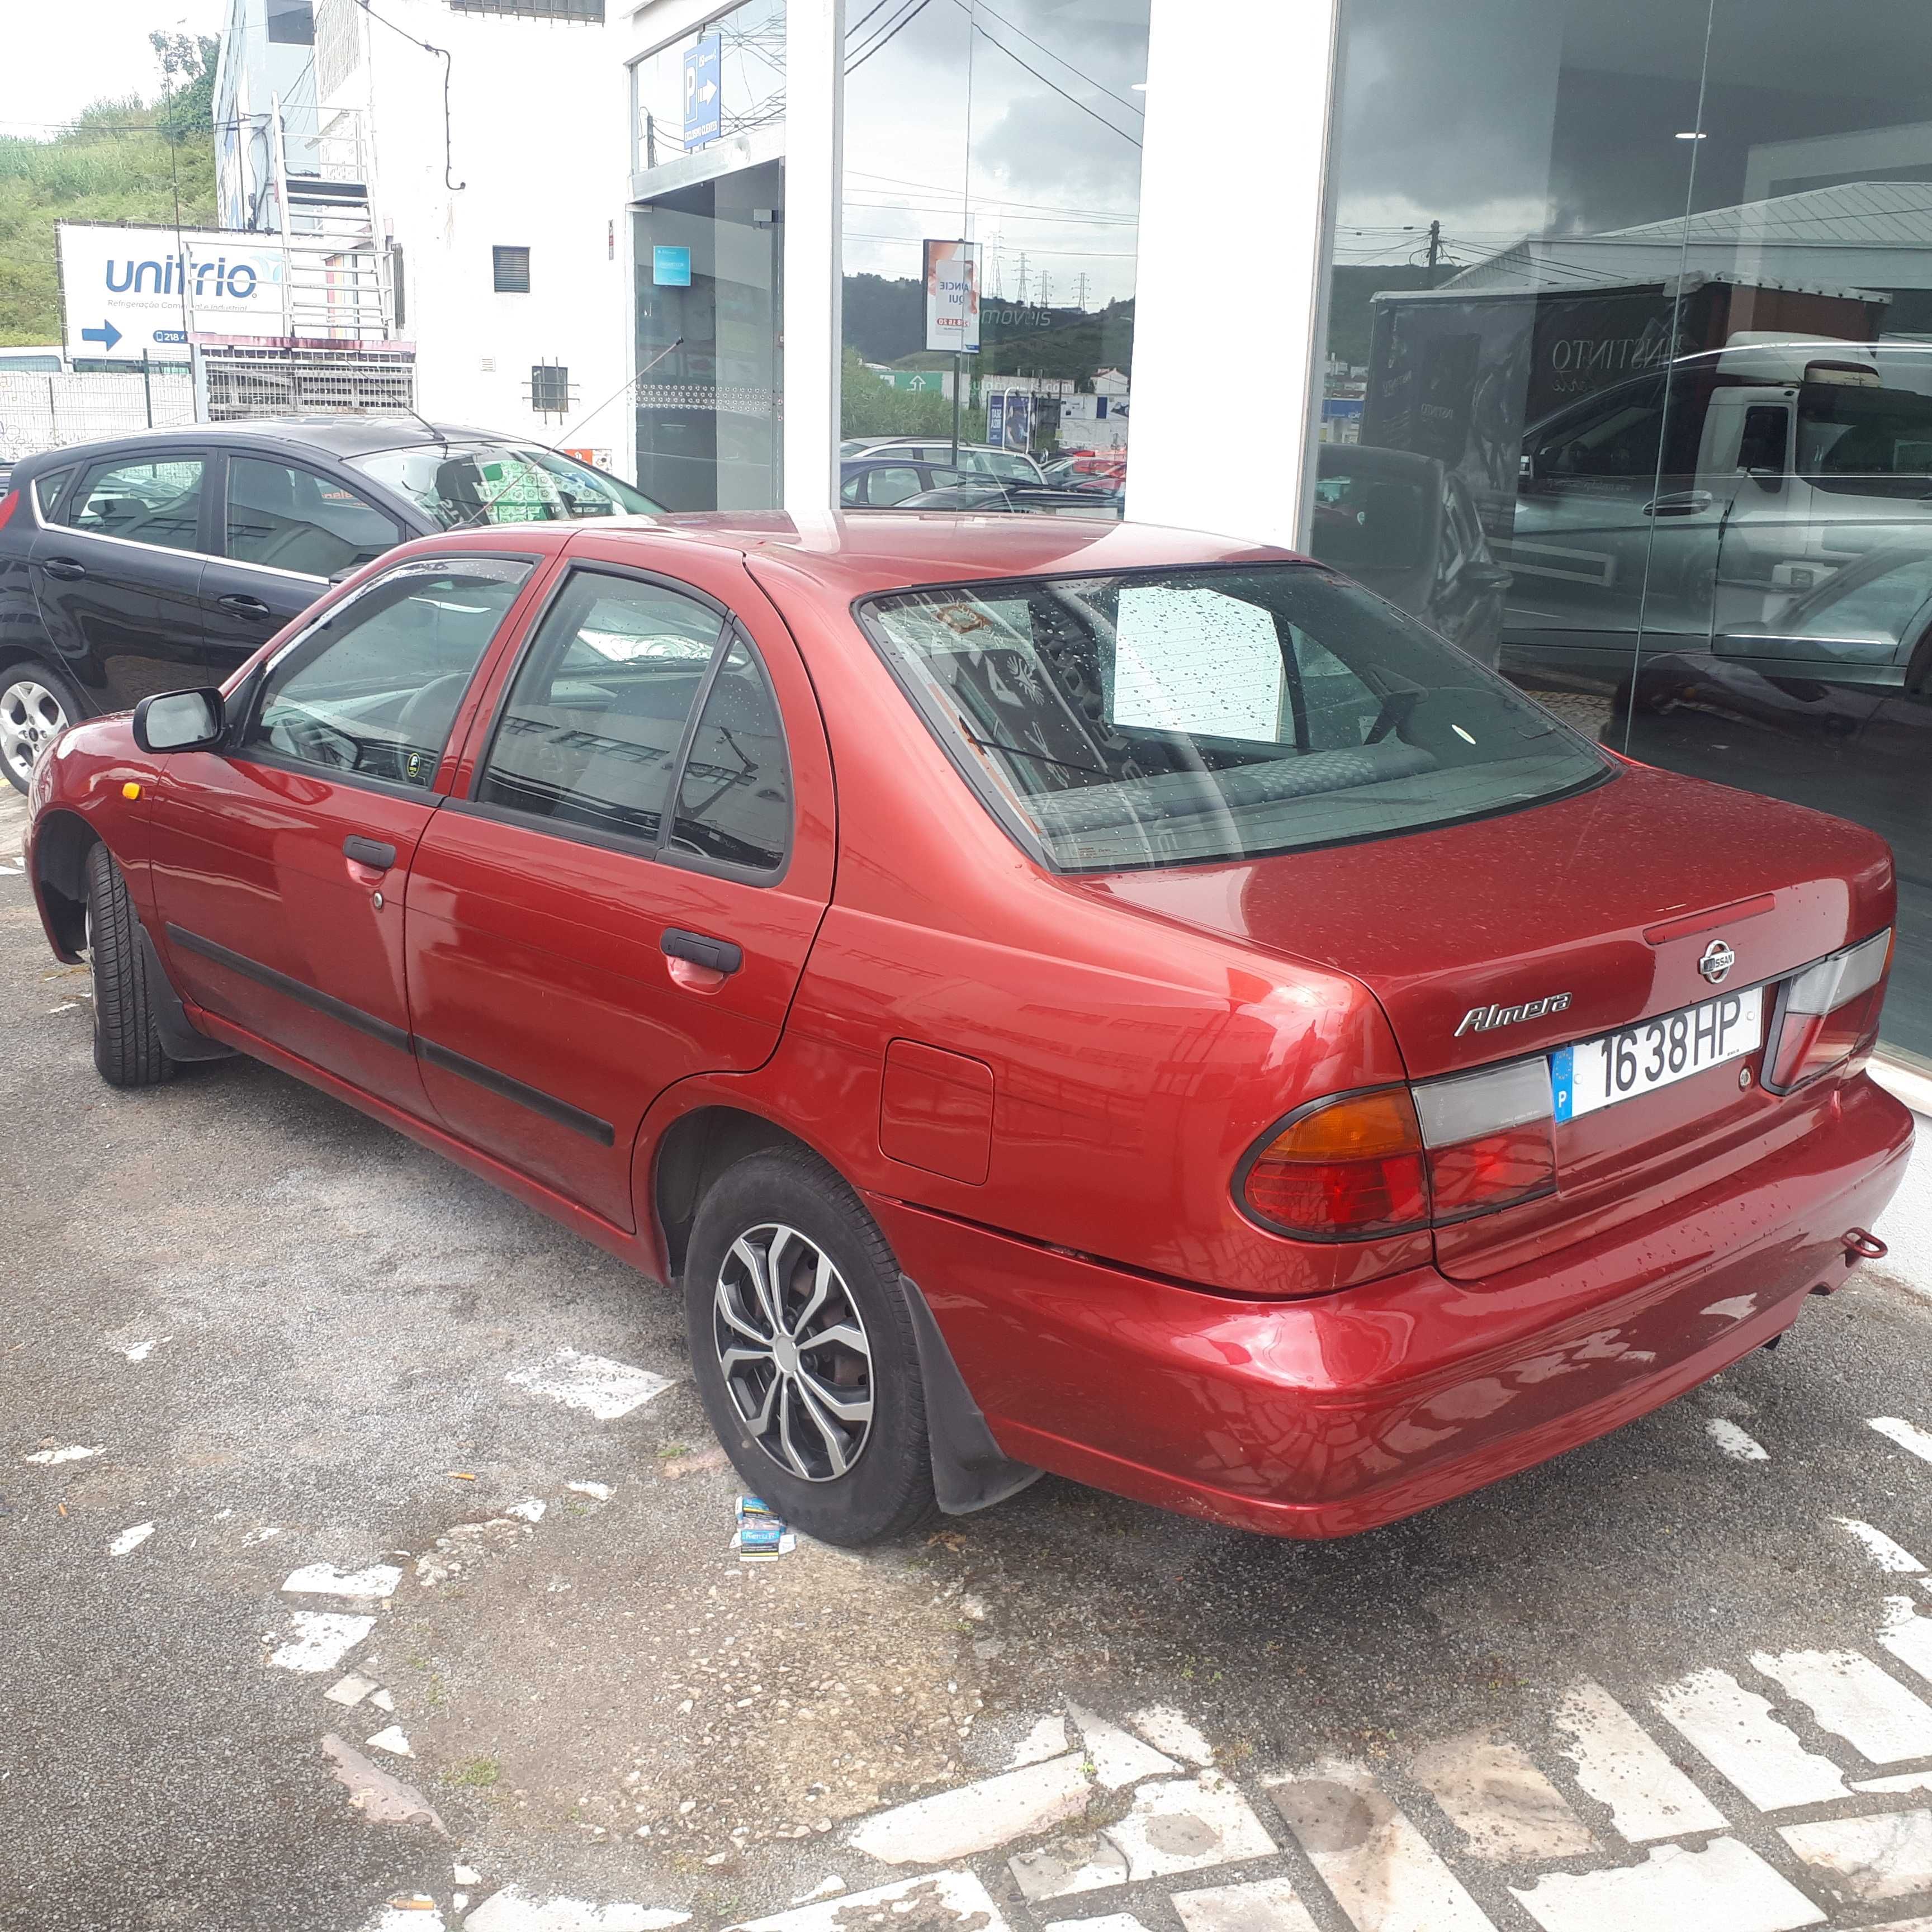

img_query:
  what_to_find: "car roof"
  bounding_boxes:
[546,512,1308,600]
[7,414,523,476]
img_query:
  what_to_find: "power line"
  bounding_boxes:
[944,0,1143,119]
[846,0,935,73]
[958,12,1140,148]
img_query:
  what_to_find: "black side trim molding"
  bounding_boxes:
[136,924,236,1062]
[162,922,617,1147]
[416,1035,616,1147]
[165,923,411,1053]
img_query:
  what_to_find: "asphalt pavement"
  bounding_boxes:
[7,783,1932,1932]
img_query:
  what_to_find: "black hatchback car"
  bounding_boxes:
[0,416,660,791]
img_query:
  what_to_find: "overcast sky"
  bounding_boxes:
[0,0,228,136]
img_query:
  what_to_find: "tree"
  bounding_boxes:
[150,32,220,147]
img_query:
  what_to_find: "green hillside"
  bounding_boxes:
[0,40,217,345]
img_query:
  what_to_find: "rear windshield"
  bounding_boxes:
[859,565,1607,872]
[350,444,660,527]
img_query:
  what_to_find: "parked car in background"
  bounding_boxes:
[1041,452,1127,489]
[0,417,659,792]
[846,438,1046,485]
[27,514,1909,1543]
[897,481,1124,519]
[1309,443,1512,666]
[840,457,981,506]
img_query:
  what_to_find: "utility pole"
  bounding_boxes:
[1039,272,1053,309]
[1076,272,1089,311]
[1426,219,1443,285]
[1017,252,1029,304]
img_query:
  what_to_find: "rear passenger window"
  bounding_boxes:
[32,466,77,522]
[668,636,790,873]
[226,458,400,577]
[476,570,723,844]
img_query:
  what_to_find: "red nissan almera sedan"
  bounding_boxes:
[23,514,1912,1544]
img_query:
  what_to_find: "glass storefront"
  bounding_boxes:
[837,0,1147,510]
[629,1,787,511]
[1313,0,1932,1068]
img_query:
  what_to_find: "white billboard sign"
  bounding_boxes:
[56,223,289,361]
[923,239,982,355]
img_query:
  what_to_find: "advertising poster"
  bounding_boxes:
[923,239,982,356]
[57,222,287,360]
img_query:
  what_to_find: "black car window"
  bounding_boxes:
[32,466,77,522]
[475,569,724,846]
[667,634,791,873]
[63,456,206,552]
[863,465,925,506]
[225,458,401,578]
[1533,380,1665,481]
[242,558,533,787]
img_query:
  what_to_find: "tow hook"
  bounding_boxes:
[1843,1228,1888,1263]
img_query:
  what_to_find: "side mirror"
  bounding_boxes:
[132,687,225,755]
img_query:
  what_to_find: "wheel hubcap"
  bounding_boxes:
[713,1223,874,1483]
[0,679,68,785]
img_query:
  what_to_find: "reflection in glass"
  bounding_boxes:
[1314,0,1932,1067]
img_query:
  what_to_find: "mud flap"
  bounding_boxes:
[135,923,235,1063]
[901,1273,1042,1515]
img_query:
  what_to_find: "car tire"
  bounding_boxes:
[0,659,82,795]
[85,842,173,1090]
[683,1145,937,1546]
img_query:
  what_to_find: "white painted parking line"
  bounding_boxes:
[366,1725,413,1757]
[1708,1418,1770,1462]
[1268,1760,1498,1932]
[1132,1705,1216,1767]
[1510,1839,1825,1932]
[324,1673,379,1708]
[733,1871,1010,1932]
[1651,1668,1851,1810]
[282,1562,402,1599]
[1040,1917,1149,1932]
[1409,1732,1597,1862]
[1105,1774,1277,1883]
[1171,1876,1320,1932]
[464,1891,690,1930]
[504,1351,673,1421]
[1007,1715,1069,1768]
[1872,1418,1932,1465]
[358,1902,446,1932]
[25,1444,100,1464]
[1551,1679,1726,1841]
[1751,1649,1932,1764]
[1069,1703,1182,1788]
[1881,1598,1932,1690]
[1008,1835,1126,1902]
[1779,1809,1932,1906]
[1840,1521,1926,1574]
[108,1522,154,1555]
[268,1611,375,1674]
[847,1755,1090,1864]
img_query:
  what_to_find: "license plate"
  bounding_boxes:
[1551,986,1763,1123]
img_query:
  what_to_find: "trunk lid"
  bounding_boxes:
[1079,761,1894,1279]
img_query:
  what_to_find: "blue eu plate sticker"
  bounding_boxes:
[1551,1045,1575,1124]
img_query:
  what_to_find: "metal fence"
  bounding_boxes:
[200,343,416,420]
[0,368,195,462]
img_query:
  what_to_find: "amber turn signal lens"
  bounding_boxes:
[122,782,142,800]
[1241,1087,1431,1238]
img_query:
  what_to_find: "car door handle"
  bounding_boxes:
[661,927,743,975]
[218,593,273,619]
[41,558,86,581]
[343,835,397,870]
[1641,491,1714,517]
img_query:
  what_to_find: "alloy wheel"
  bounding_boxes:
[0,678,67,787]
[713,1223,875,1482]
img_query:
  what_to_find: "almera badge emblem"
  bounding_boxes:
[1699,939,1736,985]
[1455,992,1571,1038]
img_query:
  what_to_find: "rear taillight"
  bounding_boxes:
[1239,1058,1556,1241]
[1763,928,1892,1093]
[0,490,18,532]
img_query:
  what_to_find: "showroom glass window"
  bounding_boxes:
[1307,0,1932,1070]
[837,0,1146,510]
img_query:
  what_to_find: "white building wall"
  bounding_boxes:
[310,0,636,476]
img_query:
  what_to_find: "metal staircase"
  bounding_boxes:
[270,98,392,342]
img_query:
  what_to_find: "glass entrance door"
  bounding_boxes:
[633,158,783,512]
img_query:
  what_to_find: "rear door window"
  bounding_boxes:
[667,636,790,873]
[61,456,207,552]
[225,457,401,577]
[474,570,725,845]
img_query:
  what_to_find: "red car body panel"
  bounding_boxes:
[25,512,1914,1538]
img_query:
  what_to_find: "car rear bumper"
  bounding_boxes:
[868,1072,1914,1538]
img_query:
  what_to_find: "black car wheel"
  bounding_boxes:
[85,843,173,1089]
[684,1145,936,1546]
[0,659,81,794]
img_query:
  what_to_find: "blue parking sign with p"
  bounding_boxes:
[684,32,722,146]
